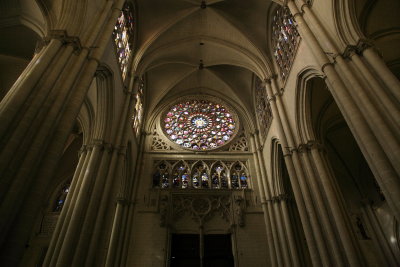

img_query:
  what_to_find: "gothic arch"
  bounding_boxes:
[93,66,115,143]
[295,68,326,143]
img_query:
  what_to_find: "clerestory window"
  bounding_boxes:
[272,6,299,82]
[153,160,250,190]
[113,2,135,81]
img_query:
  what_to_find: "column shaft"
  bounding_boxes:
[310,146,364,265]
[55,144,103,267]
[249,135,279,266]
[270,79,332,265]
[286,0,400,222]
[265,81,322,266]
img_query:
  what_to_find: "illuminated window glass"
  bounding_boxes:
[53,182,70,212]
[152,160,250,190]
[231,163,248,189]
[272,7,299,81]
[113,2,134,80]
[133,78,144,136]
[163,98,238,151]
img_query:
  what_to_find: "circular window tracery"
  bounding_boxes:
[162,97,239,150]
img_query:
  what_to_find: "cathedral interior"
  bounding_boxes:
[0,0,400,266]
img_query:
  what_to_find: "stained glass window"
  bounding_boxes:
[255,77,272,140]
[163,98,238,150]
[211,162,229,189]
[152,160,249,190]
[272,6,299,82]
[53,182,70,212]
[133,77,144,136]
[231,163,248,189]
[113,2,134,80]
[171,161,190,189]
[153,162,170,188]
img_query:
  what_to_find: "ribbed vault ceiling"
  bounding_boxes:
[133,0,275,127]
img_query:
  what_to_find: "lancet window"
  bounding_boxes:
[255,77,272,140]
[53,182,71,212]
[113,2,134,80]
[272,6,299,82]
[152,160,250,189]
[132,77,144,136]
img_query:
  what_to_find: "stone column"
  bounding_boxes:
[265,79,323,266]
[271,195,297,267]
[249,134,279,266]
[362,46,400,102]
[85,74,138,266]
[308,141,364,266]
[278,195,301,266]
[0,1,126,263]
[285,0,400,224]
[55,141,104,267]
[296,144,345,265]
[70,144,113,266]
[285,0,400,223]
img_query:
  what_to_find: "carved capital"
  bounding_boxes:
[297,143,309,153]
[47,30,82,53]
[283,146,293,157]
[342,45,358,59]
[306,140,324,151]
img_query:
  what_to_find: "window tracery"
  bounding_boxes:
[272,6,299,82]
[162,97,239,151]
[113,2,134,80]
[153,160,250,189]
[255,78,272,140]
[229,133,249,152]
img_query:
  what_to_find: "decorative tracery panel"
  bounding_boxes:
[162,96,239,151]
[255,78,272,140]
[152,160,250,189]
[272,6,299,82]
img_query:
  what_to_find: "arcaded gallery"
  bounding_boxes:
[0,0,399,266]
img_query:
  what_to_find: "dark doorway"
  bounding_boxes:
[170,234,234,267]
[204,234,234,267]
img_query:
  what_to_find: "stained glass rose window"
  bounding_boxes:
[162,98,238,150]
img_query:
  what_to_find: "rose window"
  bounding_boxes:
[163,98,238,150]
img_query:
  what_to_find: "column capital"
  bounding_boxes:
[46,30,82,53]
[271,194,290,202]
[78,145,88,155]
[342,45,358,59]
[306,140,325,151]
[283,146,294,157]
[297,143,309,153]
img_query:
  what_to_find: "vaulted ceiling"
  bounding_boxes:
[132,0,276,127]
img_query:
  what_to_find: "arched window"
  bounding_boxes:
[255,77,272,140]
[231,162,248,189]
[272,6,299,82]
[153,161,170,188]
[211,162,229,189]
[172,161,190,189]
[113,2,134,80]
[192,161,209,189]
[53,182,71,212]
